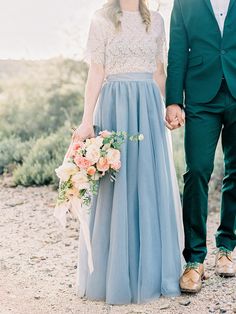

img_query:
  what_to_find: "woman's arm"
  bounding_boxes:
[72,63,105,141]
[82,63,105,124]
[153,62,166,98]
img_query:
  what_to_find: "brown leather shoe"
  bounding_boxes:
[180,263,205,293]
[215,248,235,277]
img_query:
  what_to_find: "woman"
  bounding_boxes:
[73,0,183,305]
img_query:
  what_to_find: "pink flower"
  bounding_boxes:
[87,166,96,176]
[96,157,110,173]
[74,156,92,169]
[111,161,121,171]
[73,141,84,151]
[99,130,112,138]
[106,148,121,164]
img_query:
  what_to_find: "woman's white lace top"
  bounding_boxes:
[85,10,166,75]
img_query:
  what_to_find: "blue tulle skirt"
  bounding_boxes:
[77,73,183,304]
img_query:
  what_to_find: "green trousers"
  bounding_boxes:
[183,80,236,263]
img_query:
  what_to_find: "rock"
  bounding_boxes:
[7,201,24,207]
[179,300,191,306]
[160,303,170,310]
[34,296,40,300]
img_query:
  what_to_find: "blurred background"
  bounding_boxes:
[0,0,223,206]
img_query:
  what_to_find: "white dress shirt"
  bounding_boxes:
[210,0,230,35]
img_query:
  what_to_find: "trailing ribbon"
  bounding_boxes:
[54,141,94,274]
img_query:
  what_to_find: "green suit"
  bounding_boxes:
[166,0,236,263]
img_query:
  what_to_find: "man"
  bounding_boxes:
[166,0,236,293]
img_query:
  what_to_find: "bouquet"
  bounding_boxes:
[54,130,144,273]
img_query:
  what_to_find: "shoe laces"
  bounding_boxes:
[184,262,200,270]
[218,247,232,258]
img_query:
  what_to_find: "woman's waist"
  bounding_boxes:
[105,72,154,82]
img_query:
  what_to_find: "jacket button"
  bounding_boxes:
[221,49,226,55]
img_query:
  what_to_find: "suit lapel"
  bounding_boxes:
[204,0,236,20]
[228,0,236,13]
[203,0,215,18]
[203,0,221,34]
[223,0,236,37]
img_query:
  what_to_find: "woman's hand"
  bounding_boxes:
[165,105,185,130]
[72,122,95,142]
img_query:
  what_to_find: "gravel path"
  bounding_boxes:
[0,179,235,314]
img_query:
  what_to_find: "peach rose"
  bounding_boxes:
[96,157,110,173]
[86,144,101,164]
[111,161,121,171]
[87,166,96,176]
[106,148,121,164]
[74,156,92,169]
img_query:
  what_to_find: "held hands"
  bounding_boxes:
[165,104,185,131]
[72,122,95,142]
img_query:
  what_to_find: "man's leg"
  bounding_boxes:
[216,94,236,251]
[183,104,222,263]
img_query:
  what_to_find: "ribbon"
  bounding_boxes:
[54,141,94,273]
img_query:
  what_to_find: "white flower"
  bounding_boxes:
[93,136,104,147]
[106,148,121,164]
[85,137,104,148]
[55,162,77,182]
[103,143,111,150]
[138,134,144,141]
[86,144,101,164]
[71,171,90,191]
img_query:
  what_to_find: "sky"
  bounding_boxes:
[0,0,173,60]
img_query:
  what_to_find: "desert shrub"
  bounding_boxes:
[0,137,33,174]
[0,58,87,184]
[13,127,71,186]
[0,58,87,141]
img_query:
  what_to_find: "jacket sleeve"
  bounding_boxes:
[166,0,189,107]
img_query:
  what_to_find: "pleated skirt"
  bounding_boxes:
[77,72,183,305]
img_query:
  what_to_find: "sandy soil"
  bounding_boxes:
[0,179,235,314]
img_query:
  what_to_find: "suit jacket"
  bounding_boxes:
[166,0,236,106]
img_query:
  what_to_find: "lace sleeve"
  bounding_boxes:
[154,12,167,67]
[84,11,107,66]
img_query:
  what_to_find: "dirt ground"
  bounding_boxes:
[0,180,235,314]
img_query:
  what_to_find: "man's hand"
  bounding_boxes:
[165,104,185,130]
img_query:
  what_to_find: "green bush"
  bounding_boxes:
[0,59,87,141]
[0,58,87,185]
[0,137,33,174]
[13,127,71,186]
